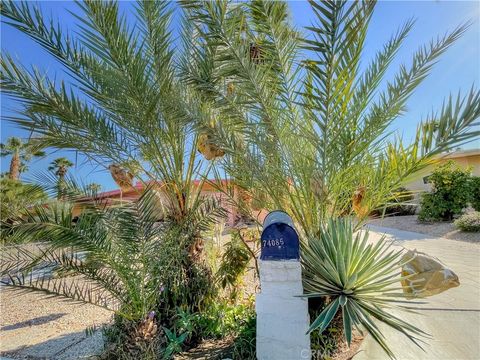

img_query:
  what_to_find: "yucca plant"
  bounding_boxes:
[301,218,427,358]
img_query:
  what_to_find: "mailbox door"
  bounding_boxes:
[260,223,299,260]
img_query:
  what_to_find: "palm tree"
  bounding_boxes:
[0,137,45,180]
[85,182,102,193]
[0,0,217,230]
[180,0,479,356]
[182,0,479,231]
[48,157,73,180]
[0,1,226,345]
[48,157,73,199]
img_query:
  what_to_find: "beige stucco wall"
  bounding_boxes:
[406,153,480,194]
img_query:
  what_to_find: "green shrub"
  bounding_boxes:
[454,212,480,232]
[216,232,252,291]
[470,177,480,211]
[418,161,472,221]
[196,298,255,339]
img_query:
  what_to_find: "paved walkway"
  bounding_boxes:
[356,226,480,360]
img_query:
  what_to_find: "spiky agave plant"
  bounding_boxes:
[301,218,427,358]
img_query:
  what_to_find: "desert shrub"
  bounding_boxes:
[419,161,472,221]
[470,176,480,211]
[0,177,46,224]
[454,212,480,232]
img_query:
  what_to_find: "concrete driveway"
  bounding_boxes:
[356,226,480,360]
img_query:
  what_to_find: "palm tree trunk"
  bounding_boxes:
[9,152,20,180]
[57,173,65,199]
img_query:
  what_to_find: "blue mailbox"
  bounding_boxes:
[260,210,299,261]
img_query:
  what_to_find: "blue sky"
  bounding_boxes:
[1,0,479,191]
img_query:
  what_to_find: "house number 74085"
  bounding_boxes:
[263,238,285,247]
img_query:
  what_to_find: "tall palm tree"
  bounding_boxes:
[0,137,45,180]
[182,0,480,233]
[48,157,73,199]
[0,0,226,337]
[180,0,480,356]
[85,182,102,193]
[48,157,73,180]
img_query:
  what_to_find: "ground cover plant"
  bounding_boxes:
[1,0,480,358]
[454,211,480,232]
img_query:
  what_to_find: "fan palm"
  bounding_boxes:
[48,157,74,179]
[0,137,45,180]
[48,157,74,199]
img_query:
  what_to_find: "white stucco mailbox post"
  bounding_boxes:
[256,211,311,360]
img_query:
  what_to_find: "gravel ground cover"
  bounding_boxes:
[367,215,479,243]
[0,289,112,359]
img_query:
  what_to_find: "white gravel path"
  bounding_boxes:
[0,289,112,359]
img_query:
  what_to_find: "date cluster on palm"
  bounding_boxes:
[108,164,134,192]
[197,133,225,160]
[352,186,369,218]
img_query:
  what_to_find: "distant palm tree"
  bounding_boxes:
[48,157,74,199]
[86,182,102,193]
[0,137,45,180]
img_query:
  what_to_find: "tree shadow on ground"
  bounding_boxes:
[1,313,67,331]
[0,330,104,360]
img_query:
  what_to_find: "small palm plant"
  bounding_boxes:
[1,180,224,355]
[301,218,427,358]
